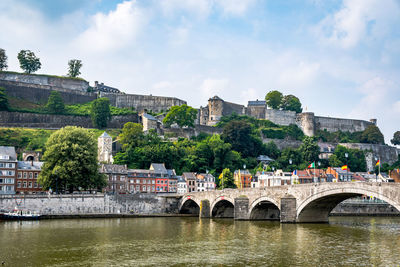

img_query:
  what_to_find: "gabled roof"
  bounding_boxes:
[182,172,196,179]
[100,132,111,138]
[150,163,168,174]
[0,146,17,161]
[142,113,157,121]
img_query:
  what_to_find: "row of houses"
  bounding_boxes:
[232,167,397,189]
[100,163,217,194]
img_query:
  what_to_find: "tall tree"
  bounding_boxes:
[0,48,8,71]
[67,59,82,78]
[17,50,41,74]
[46,91,65,114]
[118,122,144,149]
[0,87,9,111]
[298,136,320,163]
[163,104,198,128]
[360,125,384,145]
[281,94,302,113]
[391,131,400,146]
[38,126,107,193]
[218,168,236,189]
[90,98,111,129]
[265,90,283,109]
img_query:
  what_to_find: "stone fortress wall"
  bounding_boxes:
[199,96,375,136]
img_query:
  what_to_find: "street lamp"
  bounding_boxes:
[344,153,349,182]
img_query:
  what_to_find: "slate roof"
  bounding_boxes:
[100,132,111,138]
[150,163,168,174]
[100,164,127,174]
[248,100,266,106]
[0,146,17,161]
[17,161,44,170]
[142,113,157,121]
[177,176,186,183]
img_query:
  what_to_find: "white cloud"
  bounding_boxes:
[200,78,230,98]
[75,1,147,53]
[315,0,400,48]
[160,0,213,19]
[216,0,256,16]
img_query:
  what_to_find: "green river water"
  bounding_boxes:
[1,217,400,266]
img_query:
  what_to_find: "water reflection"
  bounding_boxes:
[1,217,400,266]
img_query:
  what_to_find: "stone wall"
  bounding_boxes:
[163,125,223,139]
[261,138,303,150]
[315,116,374,133]
[0,111,138,129]
[264,109,297,126]
[104,93,186,113]
[339,143,399,165]
[0,72,89,92]
[247,105,266,119]
[331,202,400,216]
[0,80,96,105]
[0,193,180,215]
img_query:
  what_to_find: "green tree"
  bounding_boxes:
[265,90,283,109]
[360,125,384,144]
[17,50,41,73]
[281,94,302,113]
[265,141,280,159]
[46,91,65,114]
[163,104,198,128]
[118,122,144,149]
[90,98,111,129]
[391,131,400,146]
[218,168,236,189]
[222,120,266,158]
[332,145,366,172]
[38,126,107,192]
[298,136,320,163]
[0,87,9,111]
[67,59,82,77]
[328,154,343,167]
[0,48,8,71]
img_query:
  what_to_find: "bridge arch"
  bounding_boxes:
[211,196,235,218]
[179,197,201,215]
[296,187,400,223]
[249,196,280,220]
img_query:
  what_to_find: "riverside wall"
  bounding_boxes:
[331,202,400,216]
[0,194,180,215]
[0,111,138,128]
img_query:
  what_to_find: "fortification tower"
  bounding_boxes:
[208,96,224,126]
[98,132,113,163]
[297,112,315,137]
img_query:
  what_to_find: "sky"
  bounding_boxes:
[1,0,399,144]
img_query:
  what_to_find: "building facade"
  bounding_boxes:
[182,172,197,192]
[100,164,128,194]
[16,161,43,194]
[233,170,252,189]
[196,173,216,192]
[0,146,17,194]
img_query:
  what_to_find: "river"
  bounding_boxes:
[1,217,400,266]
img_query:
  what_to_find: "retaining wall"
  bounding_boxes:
[0,194,180,215]
[0,111,138,128]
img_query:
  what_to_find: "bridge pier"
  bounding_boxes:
[280,195,297,223]
[234,197,250,220]
[200,200,211,218]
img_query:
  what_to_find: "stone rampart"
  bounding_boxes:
[0,80,96,105]
[0,72,89,91]
[107,94,186,113]
[339,143,399,165]
[0,111,138,129]
[0,193,180,215]
[315,116,373,133]
[264,109,297,126]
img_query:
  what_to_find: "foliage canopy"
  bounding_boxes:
[90,98,111,128]
[163,104,197,128]
[0,48,8,71]
[67,59,82,78]
[46,91,65,114]
[17,50,41,74]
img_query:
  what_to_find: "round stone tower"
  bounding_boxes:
[298,112,315,137]
[208,96,224,126]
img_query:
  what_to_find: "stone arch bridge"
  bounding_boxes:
[178,182,400,223]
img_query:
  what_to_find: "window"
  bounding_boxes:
[152,180,155,184]
[17,182,21,188]
[136,179,140,184]
[29,172,33,179]
[121,176,125,181]
[152,186,155,191]
[23,182,27,188]
[29,182,32,188]
[18,172,22,178]
[34,182,38,188]
[6,178,14,184]
[6,186,13,191]
[34,173,38,179]
[23,172,27,178]
[136,185,140,191]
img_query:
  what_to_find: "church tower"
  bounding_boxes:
[98,132,113,163]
